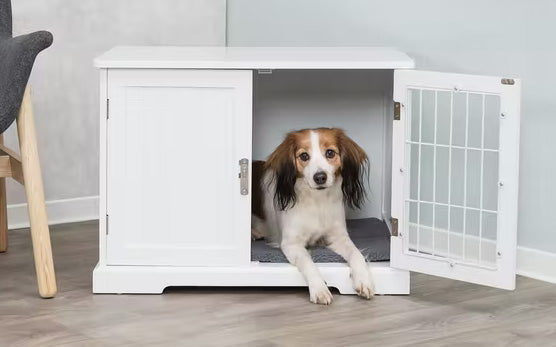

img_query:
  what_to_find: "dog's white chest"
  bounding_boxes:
[279,180,345,244]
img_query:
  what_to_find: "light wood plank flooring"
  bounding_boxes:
[1,221,555,346]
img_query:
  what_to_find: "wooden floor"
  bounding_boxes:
[1,221,555,346]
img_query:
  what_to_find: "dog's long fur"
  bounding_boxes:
[253,128,374,304]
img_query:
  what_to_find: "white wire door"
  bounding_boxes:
[391,70,521,289]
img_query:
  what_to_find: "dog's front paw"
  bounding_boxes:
[352,272,375,300]
[309,282,333,305]
[251,227,265,240]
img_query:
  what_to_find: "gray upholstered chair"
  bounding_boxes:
[0,0,56,298]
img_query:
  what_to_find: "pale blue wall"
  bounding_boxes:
[227,0,556,253]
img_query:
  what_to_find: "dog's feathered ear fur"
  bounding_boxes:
[337,130,369,209]
[265,133,298,211]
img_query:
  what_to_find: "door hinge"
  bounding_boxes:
[501,78,515,85]
[106,99,110,119]
[106,214,109,235]
[394,102,401,121]
[391,217,399,236]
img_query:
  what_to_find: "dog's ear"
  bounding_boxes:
[337,130,369,209]
[265,133,298,210]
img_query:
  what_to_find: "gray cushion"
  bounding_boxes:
[0,0,53,133]
[251,218,391,263]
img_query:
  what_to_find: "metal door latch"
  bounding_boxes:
[239,158,249,195]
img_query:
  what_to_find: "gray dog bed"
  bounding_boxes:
[251,218,390,263]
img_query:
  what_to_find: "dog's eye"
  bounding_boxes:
[299,152,310,161]
[325,149,336,159]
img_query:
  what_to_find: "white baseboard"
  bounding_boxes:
[517,246,556,284]
[6,196,556,285]
[7,195,99,229]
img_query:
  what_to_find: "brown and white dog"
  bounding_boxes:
[252,128,374,304]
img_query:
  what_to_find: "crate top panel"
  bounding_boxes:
[94,46,415,69]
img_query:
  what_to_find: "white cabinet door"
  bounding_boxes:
[391,70,521,289]
[106,69,252,266]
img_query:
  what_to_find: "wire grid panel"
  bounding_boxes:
[406,89,500,268]
[391,70,520,290]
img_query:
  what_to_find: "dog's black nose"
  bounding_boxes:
[313,172,327,185]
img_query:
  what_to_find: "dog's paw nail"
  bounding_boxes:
[309,285,333,305]
[358,284,374,299]
[353,276,375,300]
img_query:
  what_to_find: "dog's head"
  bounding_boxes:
[266,128,368,211]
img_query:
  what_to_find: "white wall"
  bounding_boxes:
[6,0,225,224]
[227,0,556,255]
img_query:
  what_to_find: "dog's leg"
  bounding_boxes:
[327,233,375,299]
[251,214,266,240]
[281,242,333,305]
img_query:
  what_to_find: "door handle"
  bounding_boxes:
[239,158,249,195]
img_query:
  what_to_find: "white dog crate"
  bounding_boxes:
[93,47,521,294]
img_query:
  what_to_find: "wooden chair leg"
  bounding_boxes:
[0,134,7,253]
[16,86,57,298]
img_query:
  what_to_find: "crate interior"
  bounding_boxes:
[251,69,395,263]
